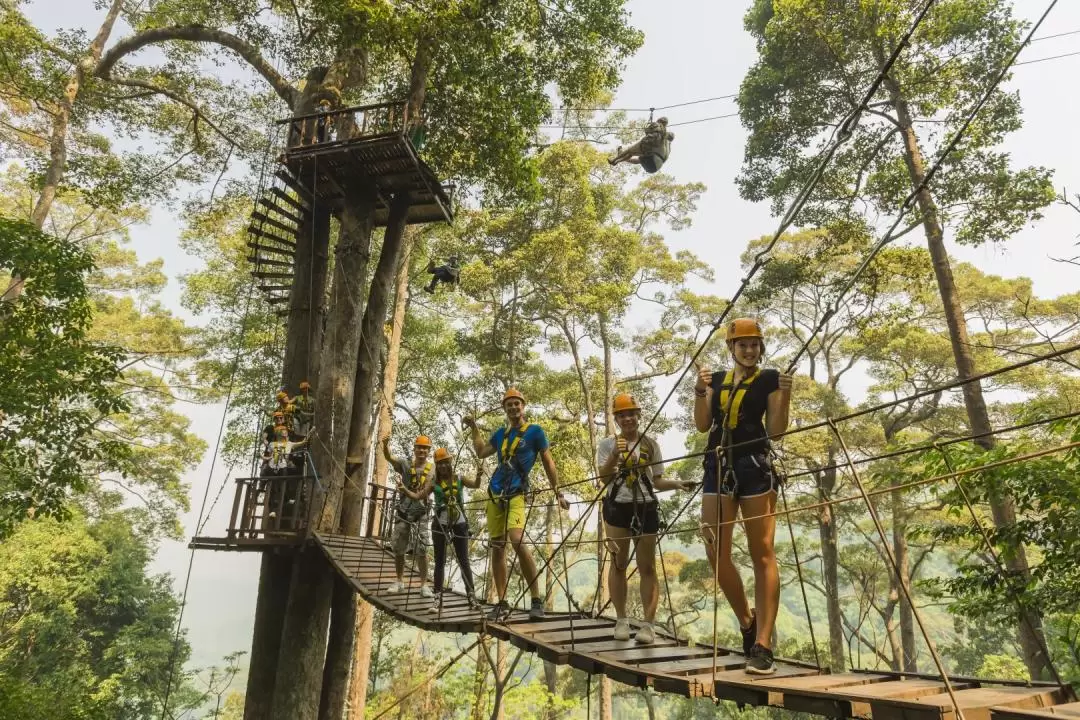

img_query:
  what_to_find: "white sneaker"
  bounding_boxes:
[420,585,435,598]
[613,618,631,641]
[635,623,656,645]
[428,598,442,614]
[386,581,404,594]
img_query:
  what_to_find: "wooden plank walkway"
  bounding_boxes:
[314,533,1072,719]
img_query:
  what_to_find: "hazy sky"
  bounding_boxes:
[23,0,1080,670]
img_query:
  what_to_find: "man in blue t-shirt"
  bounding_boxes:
[464,387,569,621]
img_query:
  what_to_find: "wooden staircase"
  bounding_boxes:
[247,167,311,313]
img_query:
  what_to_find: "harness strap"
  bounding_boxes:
[717,369,760,431]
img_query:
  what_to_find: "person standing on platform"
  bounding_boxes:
[693,318,792,675]
[383,435,435,597]
[464,388,569,622]
[424,447,482,613]
[291,380,315,437]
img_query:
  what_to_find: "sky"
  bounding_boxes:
[22,0,1080,672]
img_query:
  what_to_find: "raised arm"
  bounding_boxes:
[766,373,793,439]
[693,365,714,433]
[462,470,482,489]
[463,416,496,459]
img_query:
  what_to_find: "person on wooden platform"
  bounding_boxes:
[260,423,308,477]
[608,117,674,173]
[290,380,315,437]
[598,393,695,645]
[418,447,482,613]
[694,318,792,676]
[464,387,569,622]
[383,435,435,597]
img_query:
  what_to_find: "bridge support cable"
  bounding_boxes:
[829,419,966,720]
[934,444,1070,693]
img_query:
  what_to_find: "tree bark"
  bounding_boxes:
[817,463,846,671]
[887,80,1049,679]
[320,197,411,720]
[271,193,376,720]
[243,551,293,720]
[345,599,375,720]
[283,205,331,390]
[892,490,918,672]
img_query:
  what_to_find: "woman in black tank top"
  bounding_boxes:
[692,318,792,675]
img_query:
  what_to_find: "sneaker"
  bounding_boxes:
[745,643,776,675]
[420,585,434,599]
[613,618,631,641]
[386,581,404,594]
[529,597,546,620]
[428,597,442,614]
[635,623,656,646]
[466,593,482,610]
[740,612,757,656]
[486,601,511,622]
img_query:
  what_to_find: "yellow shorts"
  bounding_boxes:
[486,494,526,538]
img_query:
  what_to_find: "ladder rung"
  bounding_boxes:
[270,186,310,214]
[249,256,293,269]
[251,271,294,280]
[259,196,303,225]
[246,241,294,258]
[275,169,312,200]
[251,211,296,236]
[248,225,297,248]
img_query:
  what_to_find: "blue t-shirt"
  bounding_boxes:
[488,423,549,496]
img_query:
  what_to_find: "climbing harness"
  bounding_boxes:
[488,422,532,507]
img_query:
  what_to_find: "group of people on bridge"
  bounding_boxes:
[384,317,791,675]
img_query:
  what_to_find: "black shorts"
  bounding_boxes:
[702,453,780,497]
[602,497,660,534]
[640,154,664,173]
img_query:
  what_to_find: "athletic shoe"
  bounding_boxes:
[745,643,776,675]
[613,618,631,641]
[529,597,546,620]
[428,597,442,614]
[386,581,404,594]
[741,612,757,656]
[635,623,656,645]
[420,585,435,599]
[486,601,511,622]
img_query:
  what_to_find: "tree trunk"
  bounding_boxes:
[597,315,615,720]
[271,194,376,720]
[283,205,331,389]
[817,463,846,671]
[892,490,918,672]
[887,81,1049,679]
[243,552,293,720]
[321,197,412,720]
[345,229,414,720]
[2,0,124,304]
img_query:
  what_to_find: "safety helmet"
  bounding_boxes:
[725,318,765,344]
[434,447,452,463]
[612,393,641,414]
[276,391,289,401]
[502,387,526,406]
[414,435,433,448]
[299,381,311,391]
[272,411,285,420]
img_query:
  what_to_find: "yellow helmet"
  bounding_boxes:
[726,318,764,343]
[414,435,433,448]
[434,447,452,462]
[299,381,311,391]
[502,387,526,406]
[612,393,641,414]
[276,391,289,401]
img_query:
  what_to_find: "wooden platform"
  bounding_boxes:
[313,533,1072,719]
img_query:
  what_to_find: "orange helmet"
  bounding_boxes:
[502,387,526,406]
[414,435,433,448]
[299,381,311,391]
[272,411,285,420]
[434,447,452,462]
[726,318,764,343]
[612,393,641,414]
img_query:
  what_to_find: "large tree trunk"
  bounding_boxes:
[2,0,124,304]
[346,227,415,719]
[320,197,411,720]
[243,552,293,720]
[283,206,331,389]
[887,81,1049,679]
[270,193,376,720]
[817,463,846,671]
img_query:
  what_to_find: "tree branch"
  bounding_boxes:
[96,25,298,108]
[103,76,245,150]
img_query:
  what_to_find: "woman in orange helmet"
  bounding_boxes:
[598,393,694,645]
[421,447,482,613]
[693,318,792,675]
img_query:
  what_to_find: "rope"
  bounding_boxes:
[776,455,822,668]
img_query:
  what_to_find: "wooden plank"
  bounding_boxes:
[248,225,296,248]
[275,169,312,200]
[992,702,1080,720]
[509,618,610,635]
[259,196,303,225]
[791,679,975,719]
[765,673,892,716]
[251,271,293,280]
[596,645,715,664]
[874,687,1066,720]
[250,256,294,269]
[270,185,309,213]
[637,654,747,674]
[251,211,297,236]
[533,626,622,644]
[246,240,294,257]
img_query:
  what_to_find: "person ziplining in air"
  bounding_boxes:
[598,393,695,645]
[608,116,674,173]
[694,318,792,676]
[464,388,569,621]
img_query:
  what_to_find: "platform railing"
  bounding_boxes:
[226,473,316,540]
[280,101,417,150]
[360,481,400,539]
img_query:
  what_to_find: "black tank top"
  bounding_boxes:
[705,368,779,460]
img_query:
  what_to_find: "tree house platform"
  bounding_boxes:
[277,101,453,226]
